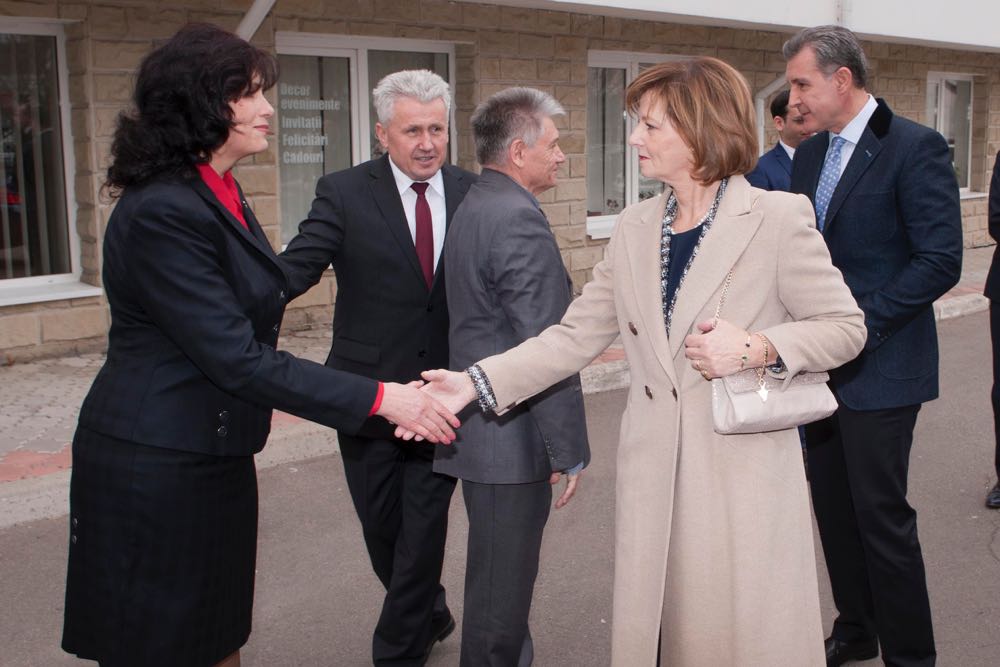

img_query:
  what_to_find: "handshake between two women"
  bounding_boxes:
[393,370,478,442]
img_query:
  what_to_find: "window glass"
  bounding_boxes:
[586,67,626,217]
[927,75,972,190]
[276,54,353,242]
[0,32,69,279]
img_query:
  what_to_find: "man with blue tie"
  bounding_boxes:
[786,26,962,667]
[745,89,810,192]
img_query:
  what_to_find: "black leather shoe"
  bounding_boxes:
[986,482,1000,509]
[420,612,456,665]
[825,636,879,666]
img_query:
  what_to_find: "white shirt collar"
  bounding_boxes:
[387,156,445,199]
[778,140,795,161]
[833,94,877,146]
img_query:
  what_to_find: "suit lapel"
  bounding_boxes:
[822,127,882,234]
[775,145,792,177]
[192,180,275,254]
[368,155,427,287]
[621,194,679,387]
[667,177,763,360]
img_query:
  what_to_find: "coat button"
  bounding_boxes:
[272,324,280,334]
[72,517,78,528]
[279,290,286,301]
[217,426,228,437]
[628,321,638,335]
[645,385,653,399]
[671,387,678,400]
[219,410,230,423]
[71,534,78,544]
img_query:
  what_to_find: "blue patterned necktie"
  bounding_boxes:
[814,135,846,231]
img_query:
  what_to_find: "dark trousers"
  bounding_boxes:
[806,403,935,667]
[339,434,457,666]
[991,302,1000,480]
[460,478,552,667]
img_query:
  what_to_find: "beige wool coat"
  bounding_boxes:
[477,175,866,666]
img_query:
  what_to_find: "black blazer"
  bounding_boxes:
[280,155,476,439]
[78,177,377,457]
[985,151,1000,300]
[790,99,963,410]
[745,142,792,192]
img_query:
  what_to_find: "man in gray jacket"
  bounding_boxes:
[435,87,590,666]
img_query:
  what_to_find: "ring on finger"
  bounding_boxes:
[701,369,711,380]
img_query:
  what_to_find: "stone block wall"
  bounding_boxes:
[2,0,999,359]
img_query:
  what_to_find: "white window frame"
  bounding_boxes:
[275,32,458,168]
[926,71,974,193]
[0,19,97,306]
[586,51,688,239]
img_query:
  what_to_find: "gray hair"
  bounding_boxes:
[471,87,565,167]
[372,69,452,124]
[783,25,869,90]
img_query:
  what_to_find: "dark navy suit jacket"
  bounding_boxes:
[79,177,377,456]
[746,142,792,192]
[790,99,963,410]
[985,151,1000,300]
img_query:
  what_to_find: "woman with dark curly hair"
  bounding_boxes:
[61,24,457,667]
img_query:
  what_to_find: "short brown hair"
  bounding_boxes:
[625,57,757,184]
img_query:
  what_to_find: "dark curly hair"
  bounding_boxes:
[104,23,277,196]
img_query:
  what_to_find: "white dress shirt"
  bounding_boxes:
[829,94,878,178]
[387,157,447,270]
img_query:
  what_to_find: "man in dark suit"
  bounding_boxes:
[745,89,810,192]
[985,151,1000,509]
[436,87,590,666]
[280,70,475,666]
[785,26,962,667]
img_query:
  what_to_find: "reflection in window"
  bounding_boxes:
[277,54,353,242]
[0,32,69,279]
[926,74,972,190]
[586,67,626,217]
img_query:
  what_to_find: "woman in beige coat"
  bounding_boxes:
[414,58,866,666]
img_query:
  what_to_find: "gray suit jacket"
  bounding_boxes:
[434,168,590,484]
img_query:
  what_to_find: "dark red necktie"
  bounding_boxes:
[410,182,434,288]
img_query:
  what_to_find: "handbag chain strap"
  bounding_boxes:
[713,269,767,396]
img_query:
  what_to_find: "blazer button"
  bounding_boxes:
[628,321,638,335]
[72,517,79,528]
[671,387,678,400]
[71,534,78,544]
[272,324,280,334]
[217,426,228,437]
[219,410,230,423]
[645,385,653,399]
[279,290,286,301]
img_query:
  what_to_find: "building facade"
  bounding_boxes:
[1,0,998,359]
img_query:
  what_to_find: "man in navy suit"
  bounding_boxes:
[985,151,1000,509]
[280,70,475,666]
[786,26,962,667]
[745,89,809,191]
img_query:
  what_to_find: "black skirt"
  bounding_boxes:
[62,427,258,667]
